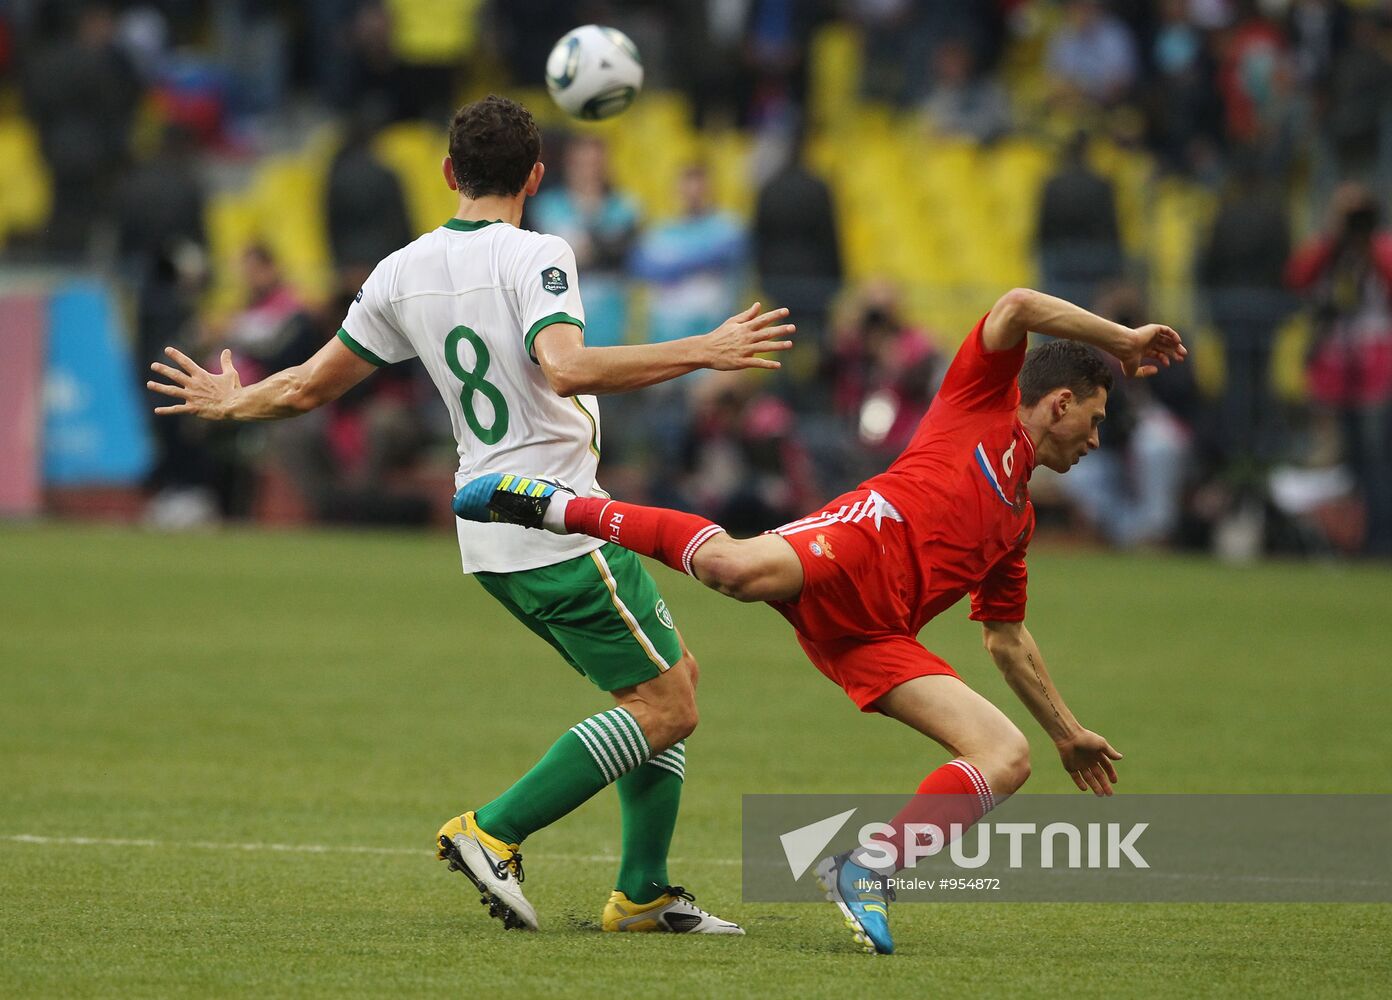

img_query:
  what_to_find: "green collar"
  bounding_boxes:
[443,218,504,232]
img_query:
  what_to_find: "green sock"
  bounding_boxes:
[474,707,651,845]
[615,742,686,905]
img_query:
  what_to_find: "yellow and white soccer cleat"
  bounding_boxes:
[436,811,538,931]
[601,886,744,934]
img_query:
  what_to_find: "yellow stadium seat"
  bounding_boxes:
[0,117,52,241]
[1188,326,1225,399]
[386,0,482,64]
[809,23,864,127]
[606,93,698,221]
[1272,313,1313,403]
[373,122,456,237]
[249,157,332,301]
[982,138,1054,246]
[1091,141,1157,257]
[704,130,754,218]
[203,192,259,316]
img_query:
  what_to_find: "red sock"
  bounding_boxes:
[855,759,996,874]
[564,498,724,576]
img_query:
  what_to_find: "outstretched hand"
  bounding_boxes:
[147,347,242,419]
[1056,729,1123,796]
[701,302,795,371]
[1115,324,1186,379]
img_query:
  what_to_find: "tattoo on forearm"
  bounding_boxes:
[1026,652,1064,725]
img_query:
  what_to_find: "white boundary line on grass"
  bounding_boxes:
[1,833,742,867]
[9,834,1380,889]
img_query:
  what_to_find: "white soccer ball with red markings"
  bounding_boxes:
[545,25,644,121]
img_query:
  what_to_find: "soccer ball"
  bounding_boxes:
[545,25,643,121]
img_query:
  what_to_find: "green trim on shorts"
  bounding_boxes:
[474,543,681,692]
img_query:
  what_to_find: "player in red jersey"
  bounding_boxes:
[452,287,1186,953]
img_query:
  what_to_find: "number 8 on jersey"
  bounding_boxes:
[446,325,509,445]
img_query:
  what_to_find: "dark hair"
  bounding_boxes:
[448,95,541,199]
[1018,340,1113,406]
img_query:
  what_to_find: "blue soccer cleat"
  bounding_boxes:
[452,473,571,528]
[815,852,895,955]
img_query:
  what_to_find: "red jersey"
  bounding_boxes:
[860,312,1036,629]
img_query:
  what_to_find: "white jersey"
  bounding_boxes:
[338,218,605,573]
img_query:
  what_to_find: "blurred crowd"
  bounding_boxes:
[3,0,1392,558]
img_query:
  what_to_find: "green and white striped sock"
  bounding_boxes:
[473,708,651,845]
[648,740,685,780]
[569,708,653,781]
[616,740,686,904]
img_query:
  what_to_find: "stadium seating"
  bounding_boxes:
[0,114,52,244]
[0,22,1259,384]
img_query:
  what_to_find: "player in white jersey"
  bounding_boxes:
[147,95,793,936]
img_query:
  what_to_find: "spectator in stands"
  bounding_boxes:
[116,122,209,499]
[630,163,748,344]
[669,1,753,128]
[677,371,818,535]
[1318,9,1392,191]
[1036,131,1125,307]
[1215,1,1284,139]
[214,0,290,119]
[22,1,141,257]
[1196,154,1292,466]
[1058,284,1194,548]
[1147,0,1224,176]
[1285,183,1392,555]
[1286,0,1349,92]
[820,280,940,482]
[629,163,749,491]
[753,133,841,373]
[739,0,827,126]
[1216,1,1303,172]
[339,2,416,121]
[213,245,316,381]
[528,134,639,349]
[494,0,582,95]
[849,0,925,107]
[527,133,644,465]
[918,37,1012,142]
[190,245,320,519]
[0,11,12,83]
[850,0,1005,107]
[121,129,213,527]
[326,107,414,278]
[276,283,435,527]
[115,124,207,290]
[1045,0,1140,106]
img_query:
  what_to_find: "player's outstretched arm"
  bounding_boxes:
[147,336,377,421]
[532,302,794,397]
[981,287,1186,378]
[981,620,1122,796]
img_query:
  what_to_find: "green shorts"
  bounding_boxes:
[474,542,683,692]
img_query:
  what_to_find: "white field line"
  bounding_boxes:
[1,833,741,867]
[6,835,1379,888]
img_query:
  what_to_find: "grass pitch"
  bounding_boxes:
[2,523,1389,998]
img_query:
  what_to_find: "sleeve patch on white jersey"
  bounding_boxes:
[540,267,569,294]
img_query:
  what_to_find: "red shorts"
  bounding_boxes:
[767,489,960,711]
[793,632,960,712]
